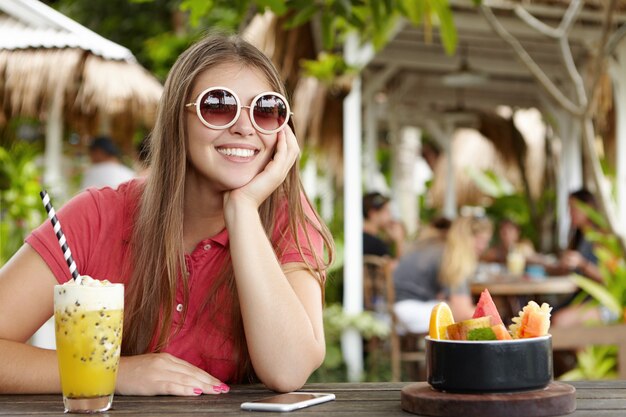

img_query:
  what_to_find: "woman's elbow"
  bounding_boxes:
[262,373,308,393]
[259,346,325,393]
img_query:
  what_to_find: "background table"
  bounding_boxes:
[470,275,578,323]
[470,275,578,297]
[1,381,625,416]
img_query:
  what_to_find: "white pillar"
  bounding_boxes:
[556,110,582,247]
[442,134,456,219]
[363,102,378,191]
[341,32,375,383]
[342,74,364,383]
[394,126,420,237]
[424,119,456,219]
[324,172,335,222]
[44,80,67,202]
[439,122,457,219]
[302,158,317,199]
[611,40,626,234]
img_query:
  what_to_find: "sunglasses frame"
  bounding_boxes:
[185,86,293,135]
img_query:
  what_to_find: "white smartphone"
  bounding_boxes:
[240,392,335,412]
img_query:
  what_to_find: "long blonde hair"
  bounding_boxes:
[122,34,334,382]
[439,217,492,289]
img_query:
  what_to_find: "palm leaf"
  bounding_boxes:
[573,275,622,317]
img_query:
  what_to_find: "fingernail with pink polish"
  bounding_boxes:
[193,388,203,395]
[220,383,230,393]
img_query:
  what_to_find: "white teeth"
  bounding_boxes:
[217,148,255,157]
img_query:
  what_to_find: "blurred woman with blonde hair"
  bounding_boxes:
[393,216,493,333]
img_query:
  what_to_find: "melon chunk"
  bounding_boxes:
[491,324,513,340]
[473,289,504,326]
[509,301,552,339]
[446,316,492,340]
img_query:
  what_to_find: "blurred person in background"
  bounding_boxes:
[80,136,136,190]
[393,216,493,333]
[362,192,406,259]
[550,189,605,327]
[408,216,451,251]
[481,218,534,264]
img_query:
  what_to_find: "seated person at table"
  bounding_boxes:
[550,189,605,327]
[362,192,406,259]
[481,218,535,265]
[409,216,451,249]
[393,216,493,333]
[0,34,334,395]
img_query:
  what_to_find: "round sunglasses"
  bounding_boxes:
[185,86,293,135]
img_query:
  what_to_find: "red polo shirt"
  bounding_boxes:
[26,179,324,382]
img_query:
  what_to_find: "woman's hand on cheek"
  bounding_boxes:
[224,126,299,211]
[116,352,229,396]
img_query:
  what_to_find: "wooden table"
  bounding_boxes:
[0,381,625,416]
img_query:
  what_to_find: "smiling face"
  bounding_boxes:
[185,63,279,192]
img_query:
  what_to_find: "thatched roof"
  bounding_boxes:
[0,0,162,147]
[244,12,345,182]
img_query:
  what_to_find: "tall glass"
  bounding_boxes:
[54,280,124,413]
[506,251,526,276]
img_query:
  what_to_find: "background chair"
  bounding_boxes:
[363,255,426,381]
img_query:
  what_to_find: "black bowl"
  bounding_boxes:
[426,335,553,393]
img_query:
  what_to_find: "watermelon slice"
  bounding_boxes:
[473,289,504,326]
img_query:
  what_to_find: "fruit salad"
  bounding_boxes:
[429,289,552,341]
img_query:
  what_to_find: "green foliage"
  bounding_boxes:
[559,345,618,380]
[53,0,179,75]
[0,144,46,265]
[171,0,459,86]
[467,167,557,248]
[301,52,358,86]
[51,0,241,81]
[467,167,515,198]
[52,0,459,87]
[289,0,458,55]
[572,201,626,312]
[144,33,199,80]
[559,206,626,380]
[572,225,626,319]
[308,303,390,382]
[180,0,214,27]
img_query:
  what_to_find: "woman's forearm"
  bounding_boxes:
[226,204,325,391]
[0,340,60,393]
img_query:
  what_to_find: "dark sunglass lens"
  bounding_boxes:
[199,89,238,127]
[253,95,288,131]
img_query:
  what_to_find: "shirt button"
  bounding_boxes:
[203,244,211,250]
[176,303,183,312]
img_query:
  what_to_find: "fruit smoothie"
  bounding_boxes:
[54,276,124,413]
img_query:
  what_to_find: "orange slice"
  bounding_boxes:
[429,302,455,340]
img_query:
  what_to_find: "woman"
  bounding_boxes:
[0,34,334,395]
[393,216,492,333]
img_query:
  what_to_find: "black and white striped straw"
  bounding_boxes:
[40,190,81,284]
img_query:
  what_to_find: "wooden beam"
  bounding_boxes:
[371,49,571,79]
[551,324,626,379]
